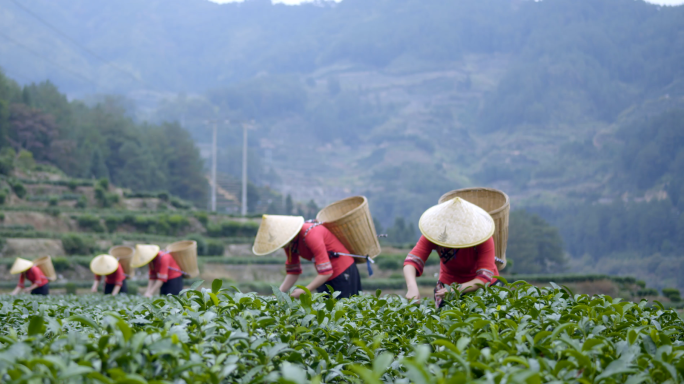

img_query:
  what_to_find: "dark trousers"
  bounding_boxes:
[104,280,128,295]
[317,263,362,299]
[160,276,183,296]
[31,284,49,295]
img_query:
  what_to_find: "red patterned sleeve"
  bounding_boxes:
[305,228,333,275]
[285,246,302,275]
[403,236,435,277]
[474,237,497,283]
[95,274,102,282]
[113,265,126,286]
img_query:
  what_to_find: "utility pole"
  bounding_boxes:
[211,121,217,212]
[241,121,254,217]
[205,119,228,212]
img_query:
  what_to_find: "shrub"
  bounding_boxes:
[636,288,659,297]
[48,196,59,206]
[167,214,190,235]
[9,180,26,199]
[51,257,72,272]
[46,207,61,217]
[67,180,79,191]
[206,240,225,256]
[126,280,137,295]
[65,282,77,295]
[157,191,170,201]
[75,195,87,208]
[16,150,36,170]
[170,197,192,210]
[96,178,109,190]
[0,212,4,221]
[207,220,260,237]
[662,288,681,302]
[0,189,6,205]
[376,256,403,271]
[77,214,105,233]
[193,211,209,226]
[0,147,15,175]
[104,216,123,232]
[636,280,647,288]
[61,233,96,255]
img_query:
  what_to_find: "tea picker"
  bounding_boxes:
[9,257,51,295]
[253,215,364,299]
[90,254,128,295]
[132,244,184,297]
[131,241,199,297]
[403,196,500,308]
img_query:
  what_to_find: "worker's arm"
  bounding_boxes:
[145,280,164,297]
[91,280,99,293]
[23,283,39,293]
[279,274,299,294]
[111,285,122,296]
[403,264,420,300]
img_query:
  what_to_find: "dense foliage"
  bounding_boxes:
[1,280,683,383]
[0,74,208,205]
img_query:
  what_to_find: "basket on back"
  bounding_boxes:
[167,240,200,278]
[33,255,57,281]
[316,196,381,263]
[438,188,510,270]
[109,245,135,276]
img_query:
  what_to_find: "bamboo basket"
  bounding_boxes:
[438,188,510,270]
[108,245,135,276]
[33,255,57,281]
[316,196,381,263]
[167,240,200,278]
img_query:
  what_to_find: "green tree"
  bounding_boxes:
[507,210,565,274]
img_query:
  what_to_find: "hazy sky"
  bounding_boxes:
[208,0,683,5]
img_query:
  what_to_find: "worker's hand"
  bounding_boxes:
[22,287,32,293]
[143,292,153,298]
[405,286,420,301]
[91,287,97,293]
[290,289,306,299]
[434,287,448,300]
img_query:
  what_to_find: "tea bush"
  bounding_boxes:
[0,280,683,383]
[207,220,259,238]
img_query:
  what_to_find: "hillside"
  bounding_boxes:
[1,0,683,290]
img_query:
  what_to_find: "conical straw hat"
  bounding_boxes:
[130,244,161,268]
[10,257,33,275]
[90,254,119,276]
[419,197,495,248]
[252,215,304,256]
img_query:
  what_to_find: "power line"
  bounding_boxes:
[0,29,99,87]
[5,0,155,89]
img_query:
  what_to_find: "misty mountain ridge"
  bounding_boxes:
[0,0,683,230]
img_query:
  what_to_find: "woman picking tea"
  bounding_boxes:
[253,215,362,299]
[131,244,184,297]
[403,197,498,307]
[9,257,50,295]
[90,254,128,295]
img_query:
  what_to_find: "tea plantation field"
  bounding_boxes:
[1,279,683,383]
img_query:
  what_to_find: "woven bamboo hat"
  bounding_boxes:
[130,244,161,268]
[419,197,495,248]
[90,254,119,276]
[252,215,305,256]
[10,257,33,275]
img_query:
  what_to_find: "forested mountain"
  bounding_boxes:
[1,0,684,282]
[0,74,208,204]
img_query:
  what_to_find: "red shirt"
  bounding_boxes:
[95,264,126,286]
[18,266,49,288]
[404,236,498,285]
[285,222,354,280]
[148,252,183,282]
